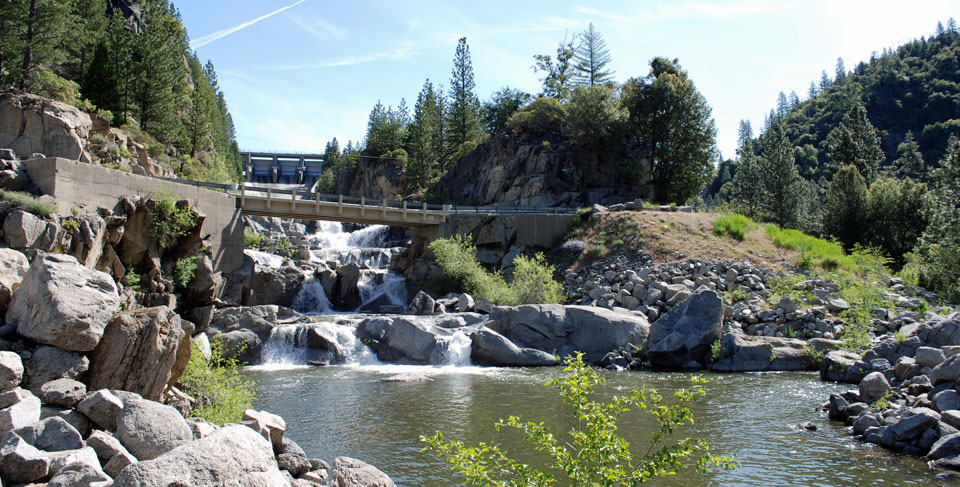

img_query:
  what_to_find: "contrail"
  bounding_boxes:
[191,0,309,49]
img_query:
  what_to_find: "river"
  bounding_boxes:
[246,365,955,486]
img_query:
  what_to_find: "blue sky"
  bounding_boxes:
[179,0,957,159]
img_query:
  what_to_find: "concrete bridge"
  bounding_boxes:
[240,151,324,187]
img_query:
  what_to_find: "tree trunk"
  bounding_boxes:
[19,0,37,92]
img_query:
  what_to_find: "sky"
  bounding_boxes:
[178,0,958,160]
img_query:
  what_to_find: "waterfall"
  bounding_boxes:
[293,280,332,314]
[260,326,308,365]
[431,331,472,367]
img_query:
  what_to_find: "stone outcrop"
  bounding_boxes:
[647,291,724,369]
[470,328,559,367]
[0,92,92,162]
[0,248,28,316]
[7,253,120,352]
[331,456,397,487]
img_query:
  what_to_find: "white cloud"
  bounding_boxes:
[285,12,347,39]
[263,47,412,71]
[191,0,310,49]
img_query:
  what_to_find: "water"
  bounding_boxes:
[246,367,956,487]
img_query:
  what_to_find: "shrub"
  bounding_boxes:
[61,218,80,235]
[802,344,823,369]
[177,338,254,425]
[123,266,142,292]
[244,229,264,249]
[147,193,199,249]
[0,190,57,217]
[429,235,517,304]
[713,213,754,241]
[173,255,201,289]
[506,97,566,134]
[422,353,736,486]
[511,253,565,304]
[708,339,723,363]
[723,286,748,305]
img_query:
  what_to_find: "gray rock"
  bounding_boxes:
[0,387,30,409]
[77,389,124,431]
[0,432,50,482]
[457,293,475,312]
[186,418,218,439]
[470,328,559,367]
[47,461,112,487]
[929,432,960,460]
[87,306,193,401]
[277,437,311,477]
[86,429,129,462]
[943,411,960,431]
[853,414,881,435]
[916,346,947,368]
[0,351,23,391]
[932,355,960,385]
[890,408,941,442]
[647,291,723,369]
[858,372,891,403]
[112,425,288,487]
[241,408,286,449]
[475,299,494,314]
[927,319,960,347]
[933,389,960,413]
[710,330,810,372]
[0,388,40,432]
[820,350,867,384]
[7,253,120,352]
[46,446,100,476]
[331,456,397,487]
[103,448,137,477]
[116,398,193,461]
[407,290,437,315]
[40,378,87,408]
[40,407,90,437]
[21,345,89,394]
[3,210,52,250]
[11,416,83,452]
[0,248,28,317]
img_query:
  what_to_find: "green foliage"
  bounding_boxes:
[838,276,893,353]
[422,353,736,486]
[511,253,565,305]
[482,87,531,136]
[563,84,627,149]
[0,190,57,217]
[893,330,907,343]
[177,338,254,426]
[571,23,615,86]
[713,213,755,241]
[708,339,723,364]
[31,68,94,111]
[909,135,960,301]
[532,34,577,100]
[172,255,200,289]
[758,123,805,229]
[802,344,823,369]
[823,164,869,249]
[872,391,893,410]
[147,193,199,249]
[766,273,810,306]
[123,265,142,292]
[275,238,293,258]
[621,57,717,204]
[824,102,885,183]
[723,286,748,305]
[243,229,264,249]
[447,37,482,150]
[61,218,80,235]
[865,176,928,268]
[764,225,855,272]
[506,97,567,134]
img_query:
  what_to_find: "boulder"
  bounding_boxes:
[3,209,52,250]
[40,407,90,437]
[488,304,649,363]
[932,355,960,385]
[0,388,40,432]
[356,316,466,364]
[241,409,286,449]
[0,351,23,391]
[39,378,87,408]
[7,253,120,352]
[0,387,30,409]
[47,446,101,477]
[47,461,112,487]
[331,456,396,487]
[86,430,128,462]
[926,319,960,347]
[77,389,124,431]
[858,372,891,403]
[11,416,83,452]
[933,389,960,413]
[820,350,865,383]
[183,255,223,308]
[470,328,559,367]
[710,330,810,372]
[112,425,288,487]
[104,448,137,477]
[457,293,475,312]
[930,433,960,460]
[21,346,89,393]
[916,346,946,368]
[407,290,437,315]
[890,408,941,442]
[115,398,193,461]
[87,306,193,401]
[332,262,362,310]
[646,291,723,369]
[277,437,311,477]
[245,264,306,308]
[0,432,50,483]
[0,248,28,314]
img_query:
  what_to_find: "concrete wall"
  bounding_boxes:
[416,213,577,249]
[25,157,244,273]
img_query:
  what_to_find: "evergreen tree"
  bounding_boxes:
[184,53,215,157]
[621,57,717,204]
[936,21,945,36]
[132,0,190,146]
[64,0,108,84]
[823,164,868,248]
[364,101,407,156]
[482,87,530,136]
[736,119,753,152]
[824,102,885,183]
[818,70,832,92]
[789,91,800,109]
[730,140,763,219]
[894,131,925,180]
[446,37,481,154]
[758,123,804,228]
[948,18,958,34]
[433,83,450,171]
[866,176,927,268]
[406,80,442,191]
[776,91,789,119]
[808,81,818,99]
[572,23,614,86]
[834,57,846,84]
[82,14,134,125]
[912,136,960,298]
[563,84,626,149]
[533,34,577,100]
[15,0,73,92]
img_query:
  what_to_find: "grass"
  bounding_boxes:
[0,190,58,217]
[713,213,755,241]
[764,225,857,272]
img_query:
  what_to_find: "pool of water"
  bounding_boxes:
[246,365,956,486]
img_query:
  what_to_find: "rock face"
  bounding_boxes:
[710,328,813,372]
[333,153,405,200]
[0,248,28,314]
[87,306,193,401]
[0,351,23,391]
[331,456,397,487]
[488,304,650,362]
[0,92,92,161]
[115,398,193,461]
[7,253,120,352]
[112,425,288,487]
[646,291,723,368]
[3,210,59,251]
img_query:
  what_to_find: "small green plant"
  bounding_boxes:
[713,213,755,241]
[783,326,795,338]
[275,238,293,257]
[723,286,747,305]
[70,205,81,217]
[0,190,58,217]
[61,218,80,235]
[587,241,609,259]
[117,146,133,159]
[802,344,823,369]
[147,193,199,249]
[769,349,777,363]
[708,339,723,363]
[123,265,141,292]
[177,338,255,425]
[243,229,264,249]
[613,238,625,247]
[893,330,907,343]
[90,133,109,145]
[172,255,201,289]
[872,391,892,410]
[766,273,808,306]
[422,353,736,486]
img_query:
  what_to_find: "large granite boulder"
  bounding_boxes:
[0,351,23,391]
[820,350,866,383]
[0,248,28,315]
[331,456,397,487]
[115,398,193,461]
[7,253,120,352]
[21,346,89,393]
[10,416,83,452]
[710,329,811,372]
[39,378,87,408]
[470,328,559,367]
[112,425,288,487]
[0,92,92,161]
[3,210,58,251]
[925,318,960,347]
[488,304,649,362]
[87,306,193,401]
[0,432,50,483]
[646,291,723,369]
[244,264,305,307]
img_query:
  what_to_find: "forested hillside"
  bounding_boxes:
[0,0,241,182]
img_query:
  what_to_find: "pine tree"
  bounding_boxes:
[823,164,868,248]
[63,0,108,84]
[572,23,614,86]
[446,37,481,155]
[533,34,577,100]
[834,57,846,84]
[948,18,958,34]
[789,91,800,109]
[736,119,753,152]
[808,81,818,99]
[776,91,789,119]
[730,140,763,219]
[914,136,960,298]
[825,102,885,183]
[936,21,945,36]
[894,131,925,180]
[406,80,442,191]
[758,123,804,228]
[15,0,73,92]
[818,70,832,92]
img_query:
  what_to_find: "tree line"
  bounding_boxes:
[710,20,960,300]
[316,24,718,205]
[0,0,241,183]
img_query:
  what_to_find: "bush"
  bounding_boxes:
[422,353,736,486]
[147,193,199,249]
[0,190,58,217]
[511,253,565,304]
[123,266,142,292]
[61,218,80,235]
[172,255,200,289]
[713,213,754,241]
[177,338,254,425]
[506,97,566,134]
[563,84,627,148]
[244,229,264,249]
